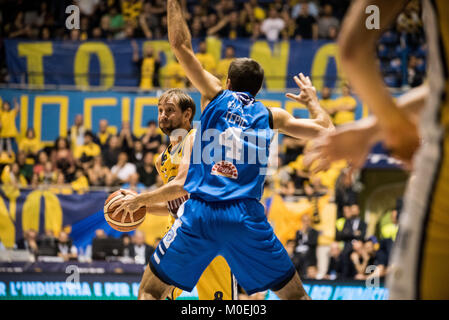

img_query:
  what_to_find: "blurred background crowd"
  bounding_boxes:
[0,0,426,88]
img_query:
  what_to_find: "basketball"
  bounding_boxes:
[104,189,147,232]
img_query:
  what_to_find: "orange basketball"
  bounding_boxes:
[104,189,147,232]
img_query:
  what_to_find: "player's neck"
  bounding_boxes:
[169,126,191,146]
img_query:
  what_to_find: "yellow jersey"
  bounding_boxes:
[0,109,18,138]
[156,129,237,300]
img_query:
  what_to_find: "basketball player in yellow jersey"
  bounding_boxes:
[138,88,237,300]
[305,0,449,299]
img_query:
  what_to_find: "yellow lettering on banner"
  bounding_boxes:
[19,95,29,137]
[17,42,53,87]
[42,191,63,236]
[83,97,118,130]
[311,43,344,92]
[0,197,15,248]
[0,186,19,248]
[34,96,69,143]
[74,42,115,88]
[122,97,131,123]
[133,97,158,137]
[250,41,289,90]
[285,101,307,116]
[22,190,63,236]
[22,190,42,233]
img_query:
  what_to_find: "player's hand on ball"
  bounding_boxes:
[285,73,318,106]
[114,195,143,223]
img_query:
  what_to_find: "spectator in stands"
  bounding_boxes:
[118,121,136,157]
[56,231,78,261]
[74,130,101,168]
[332,84,357,126]
[121,233,133,259]
[132,41,161,90]
[33,150,49,177]
[121,0,144,26]
[129,230,154,265]
[294,2,318,41]
[291,214,319,278]
[207,11,246,39]
[137,151,157,188]
[324,241,343,280]
[15,229,39,256]
[336,203,367,257]
[96,119,114,150]
[317,4,339,39]
[110,151,137,185]
[216,45,235,87]
[122,172,146,193]
[285,239,296,260]
[51,136,75,181]
[71,167,90,193]
[68,114,85,149]
[36,230,58,257]
[40,160,57,185]
[1,162,28,187]
[0,98,19,156]
[141,120,162,154]
[260,7,285,42]
[87,156,110,187]
[319,86,336,120]
[346,239,368,279]
[102,135,121,168]
[16,151,33,183]
[18,128,41,164]
[164,57,187,89]
[195,41,217,74]
[130,139,145,166]
[335,168,359,218]
[363,237,388,280]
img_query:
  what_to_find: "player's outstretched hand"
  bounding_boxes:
[285,73,319,106]
[304,120,378,174]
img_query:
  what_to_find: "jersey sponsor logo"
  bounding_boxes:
[211,161,238,179]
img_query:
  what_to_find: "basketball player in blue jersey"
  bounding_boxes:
[115,0,334,300]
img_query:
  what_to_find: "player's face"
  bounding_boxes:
[158,97,184,135]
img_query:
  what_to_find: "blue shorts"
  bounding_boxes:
[150,197,295,295]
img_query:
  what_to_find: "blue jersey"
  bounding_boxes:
[184,90,273,201]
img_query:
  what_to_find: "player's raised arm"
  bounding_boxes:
[338,0,419,161]
[167,0,222,109]
[272,73,334,140]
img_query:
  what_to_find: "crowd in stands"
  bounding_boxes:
[0,80,399,281]
[0,0,426,88]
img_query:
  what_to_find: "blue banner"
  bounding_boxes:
[0,88,365,144]
[4,39,341,90]
[0,188,112,249]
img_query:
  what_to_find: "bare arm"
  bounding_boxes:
[272,73,334,140]
[339,0,419,161]
[167,0,222,109]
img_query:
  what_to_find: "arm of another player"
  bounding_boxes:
[338,0,419,162]
[167,0,222,110]
[114,133,194,216]
[304,83,429,173]
[271,73,335,140]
